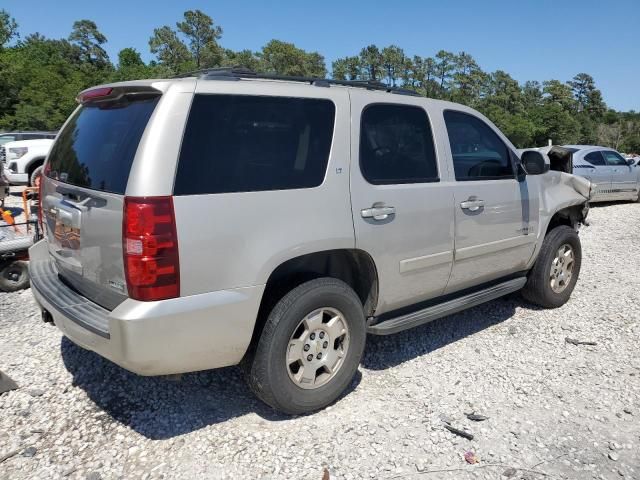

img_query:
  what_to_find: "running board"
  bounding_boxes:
[367,277,527,335]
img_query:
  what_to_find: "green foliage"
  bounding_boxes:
[176,10,223,68]
[0,9,18,47]
[148,25,192,74]
[258,39,326,77]
[0,8,638,153]
[69,19,110,67]
[0,33,107,130]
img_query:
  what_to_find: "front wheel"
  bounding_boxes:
[522,226,582,308]
[245,278,366,415]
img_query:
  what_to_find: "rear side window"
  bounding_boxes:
[444,110,514,180]
[359,104,438,184]
[47,97,159,194]
[584,151,606,166]
[174,95,335,195]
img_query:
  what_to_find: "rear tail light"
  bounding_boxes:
[123,196,180,301]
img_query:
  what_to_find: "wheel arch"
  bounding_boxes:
[544,204,587,235]
[26,157,45,177]
[248,249,379,349]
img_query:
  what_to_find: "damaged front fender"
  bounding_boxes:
[519,146,592,228]
[538,171,591,229]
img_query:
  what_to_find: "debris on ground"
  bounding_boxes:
[565,337,598,346]
[0,369,18,394]
[443,424,474,440]
[464,450,479,464]
[465,412,489,422]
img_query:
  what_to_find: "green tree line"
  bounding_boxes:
[0,9,638,151]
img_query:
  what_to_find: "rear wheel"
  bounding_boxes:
[0,261,30,292]
[522,226,581,308]
[245,278,366,414]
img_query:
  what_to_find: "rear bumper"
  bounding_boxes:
[29,240,264,375]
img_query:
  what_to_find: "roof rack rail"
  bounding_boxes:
[173,67,421,97]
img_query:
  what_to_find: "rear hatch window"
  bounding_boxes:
[47,97,159,194]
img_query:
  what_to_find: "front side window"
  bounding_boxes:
[174,95,335,195]
[584,151,606,166]
[359,104,438,184]
[444,110,514,180]
[602,150,628,166]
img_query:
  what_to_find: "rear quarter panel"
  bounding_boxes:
[170,82,354,295]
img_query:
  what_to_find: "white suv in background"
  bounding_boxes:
[2,138,54,186]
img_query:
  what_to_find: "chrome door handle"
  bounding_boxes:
[361,205,396,220]
[460,199,485,211]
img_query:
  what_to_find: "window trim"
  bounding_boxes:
[443,109,517,182]
[358,102,440,186]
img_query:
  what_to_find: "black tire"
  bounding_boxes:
[522,226,581,308]
[245,278,366,415]
[29,165,43,188]
[0,261,30,292]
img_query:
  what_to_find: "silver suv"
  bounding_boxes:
[30,69,590,414]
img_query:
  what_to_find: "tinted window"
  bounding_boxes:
[584,151,606,166]
[359,104,438,184]
[175,95,335,195]
[47,97,159,194]
[602,150,627,166]
[444,110,514,180]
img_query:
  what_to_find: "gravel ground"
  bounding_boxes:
[1,191,639,480]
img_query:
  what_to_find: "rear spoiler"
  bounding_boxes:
[76,86,162,105]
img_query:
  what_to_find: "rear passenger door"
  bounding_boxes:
[442,110,536,293]
[581,151,611,198]
[350,92,454,314]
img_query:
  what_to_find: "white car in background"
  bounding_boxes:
[1,138,54,186]
[564,145,640,203]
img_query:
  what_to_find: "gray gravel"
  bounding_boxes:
[1,198,639,480]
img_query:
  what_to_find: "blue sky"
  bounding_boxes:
[4,0,639,111]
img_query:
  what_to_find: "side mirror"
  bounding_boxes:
[521,151,548,175]
[627,158,635,166]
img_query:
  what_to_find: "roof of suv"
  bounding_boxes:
[79,68,491,120]
[79,67,430,102]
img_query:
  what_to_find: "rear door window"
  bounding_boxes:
[174,95,335,195]
[444,110,514,180]
[46,97,160,194]
[584,151,606,166]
